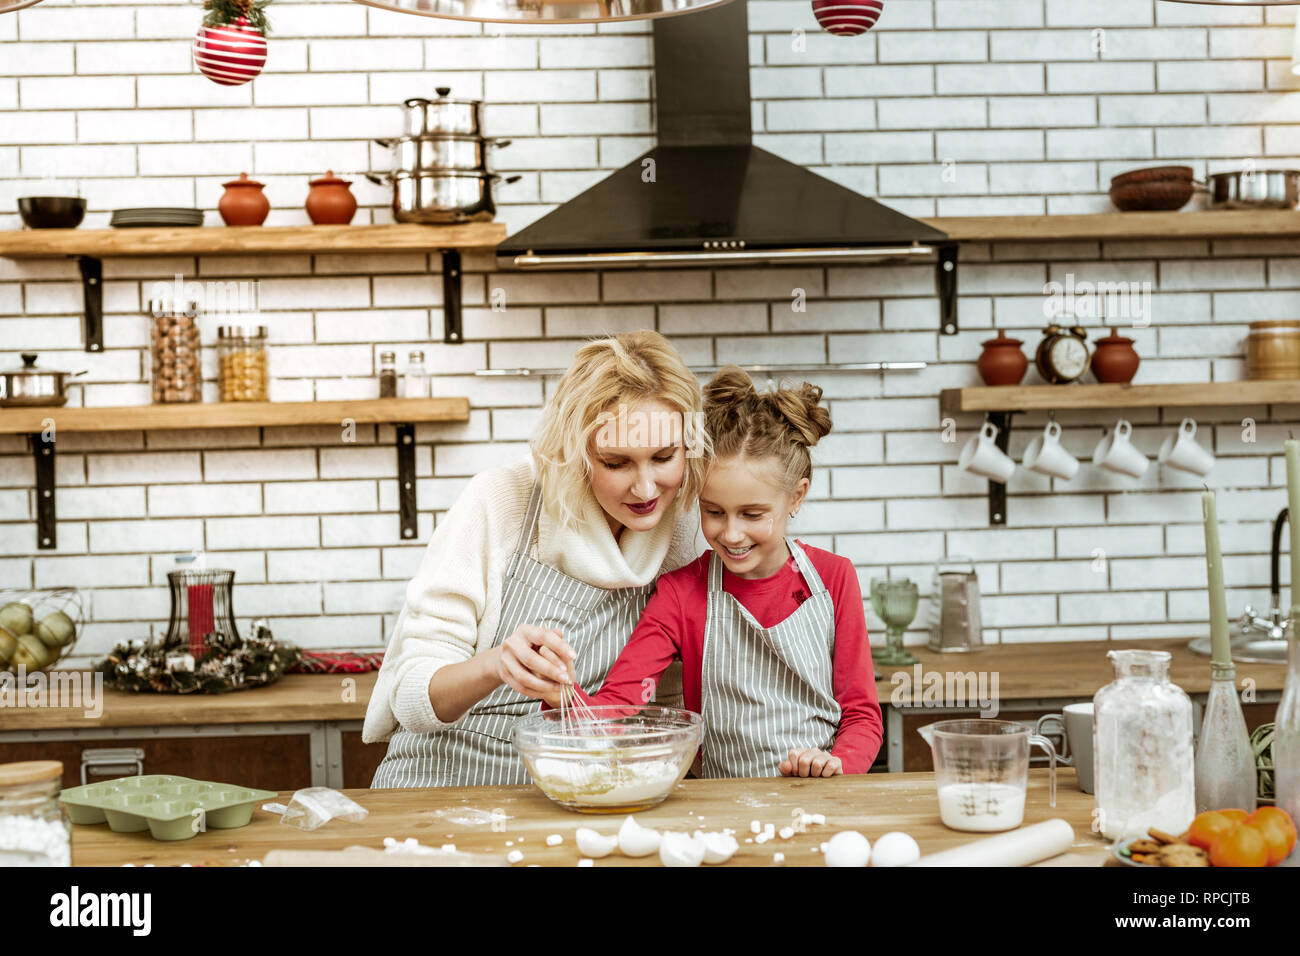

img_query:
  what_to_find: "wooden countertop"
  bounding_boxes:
[8,638,1284,731]
[70,768,1106,867]
[878,638,1287,705]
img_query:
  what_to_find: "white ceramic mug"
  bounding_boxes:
[1158,418,1214,476]
[1093,419,1149,478]
[958,421,1016,483]
[1022,421,1079,480]
[1035,703,1095,794]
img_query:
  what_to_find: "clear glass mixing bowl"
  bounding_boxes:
[512,705,702,813]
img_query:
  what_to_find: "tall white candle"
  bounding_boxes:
[1202,490,1230,666]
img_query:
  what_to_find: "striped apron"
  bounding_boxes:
[371,482,655,788]
[699,538,842,778]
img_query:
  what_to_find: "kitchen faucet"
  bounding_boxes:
[1238,507,1292,641]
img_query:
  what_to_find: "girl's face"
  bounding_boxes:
[699,456,809,580]
[588,398,687,538]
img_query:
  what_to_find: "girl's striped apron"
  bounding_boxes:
[699,538,842,778]
[371,483,655,788]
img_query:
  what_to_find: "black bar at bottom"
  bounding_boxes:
[32,431,56,549]
[396,423,417,540]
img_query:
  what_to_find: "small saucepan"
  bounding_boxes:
[0,353,86,407]
[1203,169,1300,210]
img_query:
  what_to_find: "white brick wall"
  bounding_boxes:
[5,0,1300,657]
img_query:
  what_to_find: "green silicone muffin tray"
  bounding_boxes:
[59,775,277,841]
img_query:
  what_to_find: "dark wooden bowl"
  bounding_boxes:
[18,196,87,229]
[1109,165,1194,189]
[1110,180,1195,212]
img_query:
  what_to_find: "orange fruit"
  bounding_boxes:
[1219,808,1250,824]
[1209,824,1269,868]
[1246,807,1297,866]
[1187,810,1240,851]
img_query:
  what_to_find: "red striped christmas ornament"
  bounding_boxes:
[193,17,267,87]
[811,0,883,37]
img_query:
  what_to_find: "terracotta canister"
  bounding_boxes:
[305,170,357,225]
[977,330,1028,386]
[1091,331,1141,384]
[218,172,270,226]
[1247,320,1300,380]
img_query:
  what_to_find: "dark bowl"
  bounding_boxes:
[18,196,87,229]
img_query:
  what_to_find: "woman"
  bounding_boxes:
[364,330,708,787]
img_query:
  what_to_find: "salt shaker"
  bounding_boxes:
[404,349,428,399]
[378,351,397,399]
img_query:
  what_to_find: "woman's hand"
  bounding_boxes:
[495,624,576,702]
[779,748,843,777]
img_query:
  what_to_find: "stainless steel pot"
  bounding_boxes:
[365,169,520,223]
[0,353,85,407]
[1204,169,1300,209]
[401,87,484,137]
[375,134,511,174]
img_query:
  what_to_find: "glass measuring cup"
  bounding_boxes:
[918,719,1056,832]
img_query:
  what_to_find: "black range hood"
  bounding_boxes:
[497,0,959,333]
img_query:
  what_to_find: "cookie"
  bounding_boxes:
[1155,843,1209,868]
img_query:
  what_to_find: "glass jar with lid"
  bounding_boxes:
[0,760,71,866]
[150,303,202,404]
[217,325,269,402]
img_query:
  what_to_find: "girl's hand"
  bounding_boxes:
[495,624,575,701]
[779,748,843,777]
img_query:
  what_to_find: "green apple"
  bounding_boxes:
[0,602,33,637]
[36,611,76,648]
[0,626,15,665]
[11,633,54,671]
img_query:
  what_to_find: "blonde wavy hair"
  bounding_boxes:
[532,330,710,530]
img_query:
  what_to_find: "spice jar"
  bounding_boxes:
[0,760,70,866]
[217,325,269,402]
[150,305,202,404]
[404,349,428,398]
[378,350,397,398]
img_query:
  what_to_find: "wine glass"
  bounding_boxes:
[870,577,919,667]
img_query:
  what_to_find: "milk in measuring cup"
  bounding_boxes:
[937,782,1025,832]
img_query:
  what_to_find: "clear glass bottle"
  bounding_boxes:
[0,760,71,867]
[216,325,269,402]
[1275,607,1300,827]
[1094,649,1195,841]
[1195,661,1257,813]
[403,349,428,399]
[378,350,397,398]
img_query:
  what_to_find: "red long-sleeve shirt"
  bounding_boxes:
[573,543,884,774]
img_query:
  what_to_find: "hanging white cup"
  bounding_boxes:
[1092,418,1149,478]
[959,421,1016,483]
[1023,421,1079,480]
[1158,417,1215,476]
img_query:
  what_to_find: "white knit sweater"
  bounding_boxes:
[362,456,702,742]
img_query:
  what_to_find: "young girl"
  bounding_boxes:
[542,366,883,777]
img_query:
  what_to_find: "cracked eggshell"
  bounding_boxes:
[575,827,619,859]
[659,831,706,868]
[696,831,740,864]
[618,816,662,857]
[823,831,871,868]
[869,831,920,868]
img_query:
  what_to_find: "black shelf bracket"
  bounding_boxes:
[441,249,463,344]
[395,422,418,540]
[32,432,57,549]
[75,255,104,353]
[987,410,1013,526]
[937,243,958,336]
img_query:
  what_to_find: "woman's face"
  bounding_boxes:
[588,398,687,537]
[700,455,809,580]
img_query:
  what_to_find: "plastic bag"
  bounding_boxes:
[263,787,369,831]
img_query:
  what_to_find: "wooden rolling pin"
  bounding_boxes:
[909,820,1076,867]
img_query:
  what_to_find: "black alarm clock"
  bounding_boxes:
[1035,325,1090,385]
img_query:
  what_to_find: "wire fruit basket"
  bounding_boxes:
[0,587,87,676]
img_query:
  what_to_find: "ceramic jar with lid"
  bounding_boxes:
[0,760,70,866]
[218,172,270,226]
[305,171,357,225]
[1091,330,1141,384]
[1246,320,1300,380]
[976,330,1028,386]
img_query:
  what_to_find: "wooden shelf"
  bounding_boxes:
[0,397,470,435]
[940,381,1300,417]
[922,210,1300,243]
[0,222,507,259]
